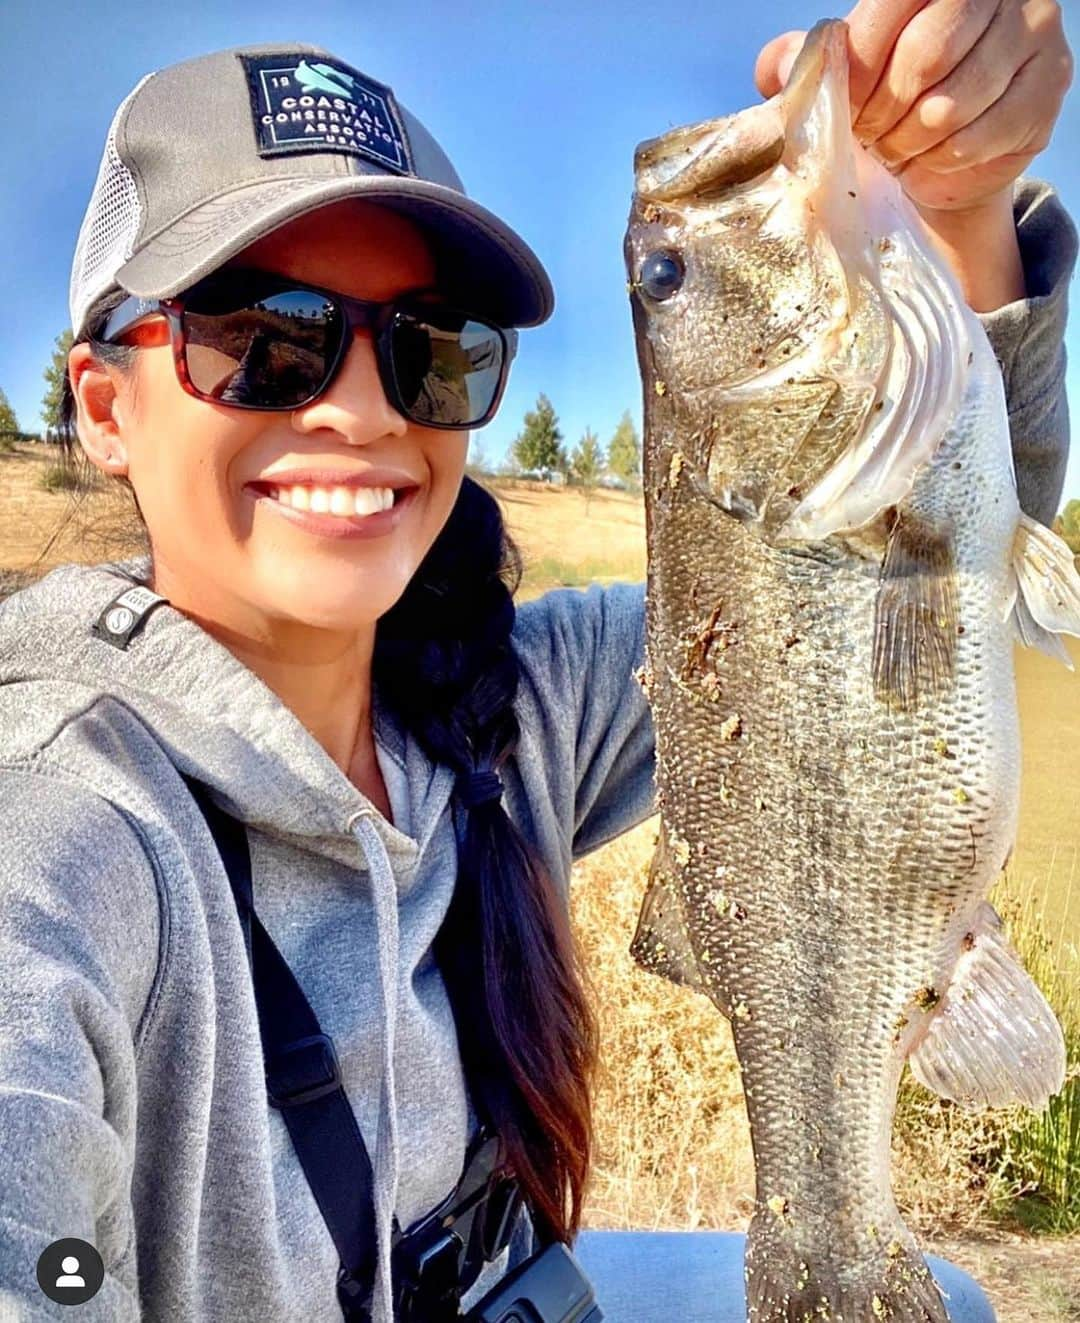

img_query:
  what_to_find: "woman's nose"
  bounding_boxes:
[290,327,408,443]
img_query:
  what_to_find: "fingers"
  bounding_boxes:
[880,2,1072,173]
[754,31,805,97]
[755,3,929,103]
[840,0,933,115]
[851,0,996,142]
[869,3,1025,165]
[898,47,1066,176]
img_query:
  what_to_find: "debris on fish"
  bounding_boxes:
[624,17,1080,1322]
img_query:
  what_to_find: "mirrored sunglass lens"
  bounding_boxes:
[182,287,339,407]
[390,315,504,426]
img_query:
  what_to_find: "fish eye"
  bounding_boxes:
[639,250,685,301]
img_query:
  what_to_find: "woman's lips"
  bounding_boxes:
[245,484,419,540]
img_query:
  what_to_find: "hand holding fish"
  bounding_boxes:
[755,0,1073,310]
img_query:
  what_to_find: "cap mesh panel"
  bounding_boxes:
[69,73,155,340]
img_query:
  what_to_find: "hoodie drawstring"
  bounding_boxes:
[348,811,401,1323]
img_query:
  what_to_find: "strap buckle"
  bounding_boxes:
[266,1032,342,1108]
[336,1263,374,1322]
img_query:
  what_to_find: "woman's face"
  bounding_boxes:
[89,199,469,643]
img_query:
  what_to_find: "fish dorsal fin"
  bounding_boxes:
[908,901,1066,1110]
[1009,512,1080,667]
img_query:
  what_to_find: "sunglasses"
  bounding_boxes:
[100,269,518,430]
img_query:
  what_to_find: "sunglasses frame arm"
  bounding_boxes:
[101,294,181,343]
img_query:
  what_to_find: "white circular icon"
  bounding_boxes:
[36,1238,104,1303]
[105,606,135,634]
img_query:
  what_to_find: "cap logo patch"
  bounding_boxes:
[240,53,413,174]
[91,585,170,650]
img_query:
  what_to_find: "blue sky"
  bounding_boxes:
[5,1,1079,506]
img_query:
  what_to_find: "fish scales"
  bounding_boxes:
[626,18,1079,1323]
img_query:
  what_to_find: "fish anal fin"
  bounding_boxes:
[630,832,710,1000]
[1011,513,1080,666]
[872,510,959,712]
[909,901,1066,1110]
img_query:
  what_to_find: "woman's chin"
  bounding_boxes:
[255,569,412,632]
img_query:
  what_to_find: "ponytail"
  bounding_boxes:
[374,476,598,1242]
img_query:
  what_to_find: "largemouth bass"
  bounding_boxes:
[625,18,1079,1322]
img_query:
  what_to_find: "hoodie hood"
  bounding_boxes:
[0,553,451,1323]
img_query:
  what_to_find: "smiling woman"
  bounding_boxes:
[70,202,472,642]
[0,16,1076,1323]
[0,40,615,1323]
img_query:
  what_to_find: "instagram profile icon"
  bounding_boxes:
[36,1238,104,1305]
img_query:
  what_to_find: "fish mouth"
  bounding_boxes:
[632,19,850,206]
[633,105,785,203]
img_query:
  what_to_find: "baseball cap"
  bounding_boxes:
[69,42,554,341]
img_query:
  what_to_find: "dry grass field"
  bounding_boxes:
[4,447,1079,1319]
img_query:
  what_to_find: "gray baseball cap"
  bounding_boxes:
[69,42,554,341]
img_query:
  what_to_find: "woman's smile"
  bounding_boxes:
[244,480,421,540]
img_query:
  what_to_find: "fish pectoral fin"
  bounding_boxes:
[908,901,1066,1111]
[1010,512,1080,668]
[630,836,711,1001]
[871,510,959,711]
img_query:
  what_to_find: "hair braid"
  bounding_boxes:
[374,476,598,1244]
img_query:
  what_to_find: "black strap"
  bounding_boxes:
[181,775,378,1322]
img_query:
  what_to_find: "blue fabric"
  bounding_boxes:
[573,1230,997,1322]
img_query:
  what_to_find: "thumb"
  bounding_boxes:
[754,30,806,97]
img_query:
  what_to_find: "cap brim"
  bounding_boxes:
[115,174,554,328]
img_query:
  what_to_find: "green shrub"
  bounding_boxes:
[37,463,82,493]
[990,887,1080,1232]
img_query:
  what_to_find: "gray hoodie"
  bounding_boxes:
[0,178,1074,1323]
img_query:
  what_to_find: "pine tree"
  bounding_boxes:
[41,328,74,435]
[0,387,18,436]
[607,410,642,487]
[510,393,566,476]
[570,428,604,513]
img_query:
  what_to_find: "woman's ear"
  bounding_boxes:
[68,342,130,476]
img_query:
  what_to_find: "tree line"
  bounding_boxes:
[0,330,72,450]
[495,393,642,498]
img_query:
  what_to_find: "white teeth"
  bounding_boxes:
[329,487,354,516]
[266,484,396,517]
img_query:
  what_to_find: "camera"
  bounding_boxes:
[464,1241,603,1323]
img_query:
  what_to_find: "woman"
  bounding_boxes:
[0,4,1073,1319]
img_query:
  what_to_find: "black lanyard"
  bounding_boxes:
[180,773,526,1322]
[182,774,380,1320]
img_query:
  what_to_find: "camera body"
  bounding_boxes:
[464,1241,603,1323]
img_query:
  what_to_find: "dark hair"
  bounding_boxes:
[375,479,599,1242]
[55,293,599,1244]
[35,288,150,577]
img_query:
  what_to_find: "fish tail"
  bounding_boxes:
[745,1219,950,1322]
